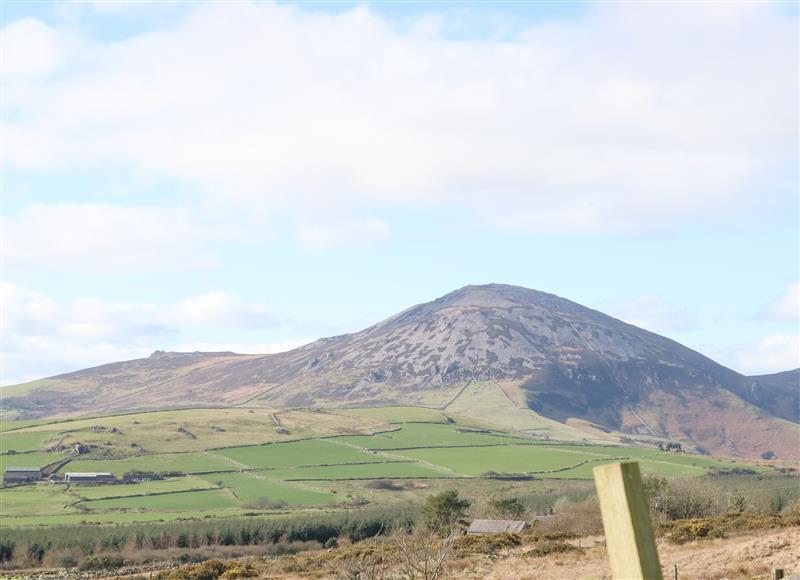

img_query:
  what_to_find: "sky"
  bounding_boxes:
[1,0,798,386]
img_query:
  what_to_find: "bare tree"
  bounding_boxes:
[393,525,460,580]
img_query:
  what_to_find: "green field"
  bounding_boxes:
[0,417,48,432]
[270,461,449,480]
[83,488,239,512]
[0,485,75,516]
[0,430,60,453]
[60,452,235,475]
[0,406,778,528]
[218,439,386,469]
[3,408,386,455]
[395,443,746,478]
[393,445,598,476]
[337,423,525,450]
[197,472,337,505]
[0,451,63,471]
[74,476,216,499]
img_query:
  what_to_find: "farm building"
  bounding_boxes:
[467,519,526,535]
[3,468,42,483]
[64,472,115,483]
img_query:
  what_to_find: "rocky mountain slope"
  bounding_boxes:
[3,284,798,459]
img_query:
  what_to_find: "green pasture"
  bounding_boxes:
[6,407,385,455]
[395,443,747,479]
[0,430,60,453]
[337,423,523,450]
[82,488,239,512]
[395,445,601,476]
[0,484,75,517]
[271,461,448,480]
[541,444,756,474]
[0,451,63,471]
[1,417,47,432]
[0,412,776,527]
[74,476,217,500]
[198,472,337,505]
[60,452,234,475]
[218,439,384,469]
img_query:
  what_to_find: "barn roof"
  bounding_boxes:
[467,519,526,534]
[4,467,42,473]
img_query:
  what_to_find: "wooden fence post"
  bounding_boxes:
[593,461,663,580]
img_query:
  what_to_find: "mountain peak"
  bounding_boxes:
[434,283,560,307]
[5,283,798,459]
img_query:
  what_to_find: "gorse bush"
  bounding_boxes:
[454,532,521,555]
[523,540,583,558]
[657,511,800,544]
[162,559,259,580]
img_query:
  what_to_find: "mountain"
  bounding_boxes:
[743,369,800,422]
[3,284,798,459]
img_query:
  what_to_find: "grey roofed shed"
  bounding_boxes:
[3,468,43,482]
[467,519,526,534]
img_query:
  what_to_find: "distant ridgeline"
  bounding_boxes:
[3,284,798,460]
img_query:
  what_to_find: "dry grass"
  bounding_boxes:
[461,527,800,579]
[127,524,800,580]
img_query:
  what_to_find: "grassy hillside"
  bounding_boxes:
[0,405,772,528]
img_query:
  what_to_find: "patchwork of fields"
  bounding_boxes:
[0,406,768,526]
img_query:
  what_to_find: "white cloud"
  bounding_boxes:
[2,203,220,272]
[734,333,799,375]
[175,291,275,328]
[3,2,796,234]
[0,282,280,385]
[0,282,166,384]
[296,218,390,251]
[2,18,67,80]
[766,282,799,322]
[699,332,800,375]
[601,293,698,335]
[3,201,389,272]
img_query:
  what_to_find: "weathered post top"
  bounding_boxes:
[593,461,663,580]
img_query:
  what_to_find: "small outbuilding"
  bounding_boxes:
[467,519,526,535]
[64,472,114,484]
[3,468,42,484]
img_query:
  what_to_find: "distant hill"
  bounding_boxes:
[3,284,798,459]
[743,369,800,421]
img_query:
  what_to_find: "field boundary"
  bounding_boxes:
[77,486,219,503]
[440,380,473,410]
